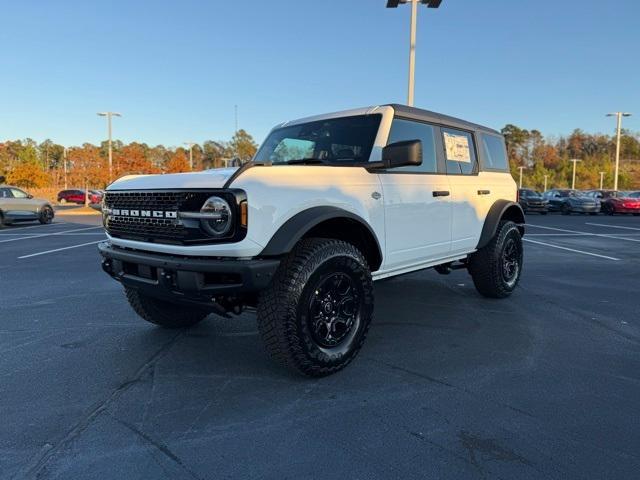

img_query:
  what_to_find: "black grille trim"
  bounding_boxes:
[103,189,247,245]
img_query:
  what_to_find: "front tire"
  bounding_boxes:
[468,221,523,299]
[561,203,571,215]
[124,288,209,328]
[257,238,374,377]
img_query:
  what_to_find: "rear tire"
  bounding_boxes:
[0,212,5,229]
[561,203,571,215]
[468,221,523,299]
[124,287,209,328]
[257,238,374,377]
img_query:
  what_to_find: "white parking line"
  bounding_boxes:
[18,240,104,259]
[527,224,640,243]
[0,226,102,244]
[523,238,620,261]
[0,222,67,232]
[585,222,640,232]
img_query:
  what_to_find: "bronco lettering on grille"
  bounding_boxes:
[109,208,178,219]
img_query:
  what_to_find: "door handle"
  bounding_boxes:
[477,190,491,195]
[432,191,450,197]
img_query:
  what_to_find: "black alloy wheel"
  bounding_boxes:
[308,272,361,351]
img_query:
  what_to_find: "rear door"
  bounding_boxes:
[378,118,452,271]
[442,127,487,255]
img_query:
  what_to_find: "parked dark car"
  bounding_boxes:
[543,189,600,215]
[57,189,102,204]
[600,191,640,215]
[518,188,548,214]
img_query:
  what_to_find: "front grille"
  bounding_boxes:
[104,190,244,245]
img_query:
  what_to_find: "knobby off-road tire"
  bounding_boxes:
[257,238,374,377]
[124,287,209,328]
[468,220,523,299]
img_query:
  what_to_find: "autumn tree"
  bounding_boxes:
[115,143,159,177]
[226,129,257,163]
[165,149,190,173]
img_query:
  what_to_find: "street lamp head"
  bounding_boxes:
[97,112,107,117]
[622,113,632,117]
[386,0,442,7]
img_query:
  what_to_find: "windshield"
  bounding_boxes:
[254,114,381,165]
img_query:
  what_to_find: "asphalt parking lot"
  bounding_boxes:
[2,213,639,480]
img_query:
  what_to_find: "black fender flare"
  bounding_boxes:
[476,200,525,249]
[260,206,382,261]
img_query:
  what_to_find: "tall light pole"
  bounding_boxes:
[544,174,548,192]
[97,112,122,182]
[606,112,632,191]
[184,142,196,171]
[518,166,525,188]
[599,171,605,190]
[386,0,443,107]
[570,159,581,190]
[63,147,68,189]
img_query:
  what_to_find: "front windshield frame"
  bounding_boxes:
[254,114,382,166]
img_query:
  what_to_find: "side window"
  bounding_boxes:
[442,128,477,175]
[0,188,13,198]
[386,119,438,173]
[10,188,28,198]
[481,133,508,171]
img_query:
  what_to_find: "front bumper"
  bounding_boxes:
[98,242,280,306]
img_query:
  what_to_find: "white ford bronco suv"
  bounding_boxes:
[99,104,525,376]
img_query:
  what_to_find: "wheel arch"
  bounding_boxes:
[476,200,525,249]
[260,207,383,271]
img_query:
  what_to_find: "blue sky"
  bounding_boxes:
[1,0,638,147]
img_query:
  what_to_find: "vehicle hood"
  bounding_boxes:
[107,167,239,191]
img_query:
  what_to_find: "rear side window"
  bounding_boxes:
[0,188,13,198]
[442,128,477,175]
[481,133,509,171]
[387,119,438,173]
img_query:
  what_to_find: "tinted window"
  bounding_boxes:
[442,128,477,175]
[0,188,13,198]
[481,133,508,171]
[386,119,438,173]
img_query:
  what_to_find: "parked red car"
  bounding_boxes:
[57,189,103,204]
[601,192,640,215]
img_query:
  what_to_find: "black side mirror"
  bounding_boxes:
[381,140,422,169]
[27,194,33,199]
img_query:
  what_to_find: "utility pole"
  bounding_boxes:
[234,105,239,134]
[544,174,548,192]
[518,166,525,188]
[570,159,582,190]
[606,112,632,191]
[599,171,605,190]
[97,112,122,182]
[386,0,443,106]
[184,142,196,171]
[63,147,68,190]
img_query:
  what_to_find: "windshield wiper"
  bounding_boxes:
[285,158,327,165]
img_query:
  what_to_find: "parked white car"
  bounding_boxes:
[99,104,525,376]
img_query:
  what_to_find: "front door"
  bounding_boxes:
[378,118,452,272]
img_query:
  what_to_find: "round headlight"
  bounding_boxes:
[200,196,233,236]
